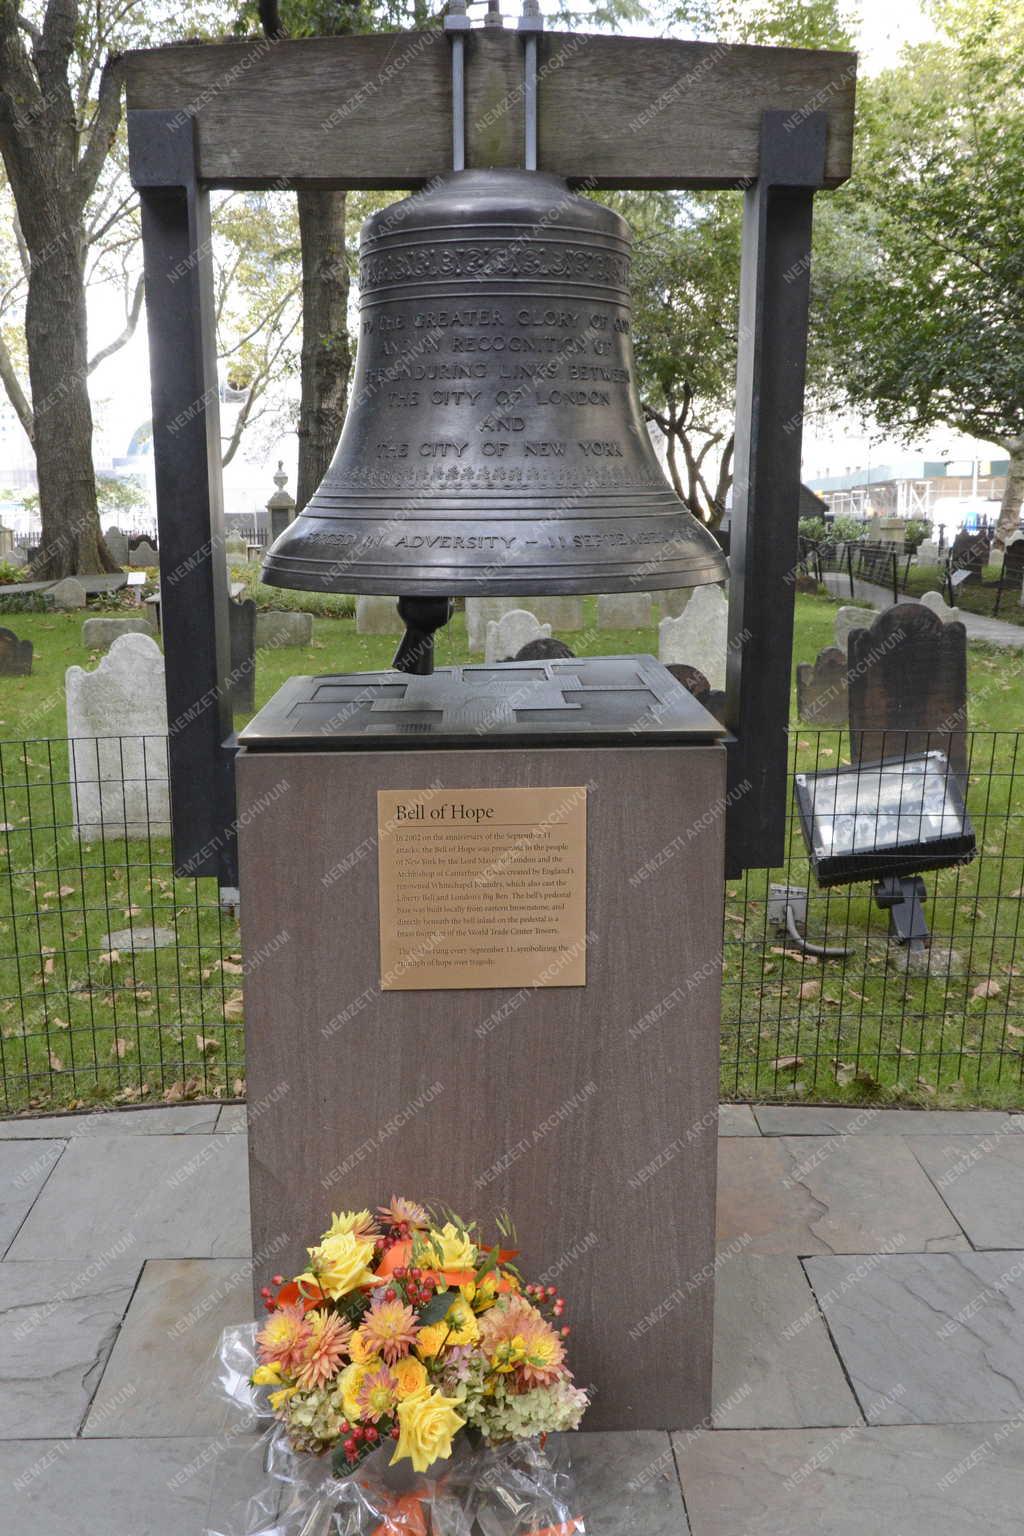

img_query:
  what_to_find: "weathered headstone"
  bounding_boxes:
[104,526,130,565]
[658,589,693,619]
[47,577,87,610]
[484,609,551,662]
[835,605,878,654]
[1002,534,1024,596]
[266,462,296,543]
[466,595,584,653]
[226,597,256,713]
[847,603,967,779]
[0,626,32,675]
[596,592,652,630]
[128,536,158,568]
[355,596,403,636]
[664,663,711,702]
[6,546,27,568]
[0,524,13,554]
[796,646,849,726]
[65,633,170,840]
[915,538,941,566]
[918,590,960,624]
[82,616,155,651]
[949,529,986,584]
[657,585,729,689]
[255,609,313,649]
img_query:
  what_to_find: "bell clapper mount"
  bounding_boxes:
[393,596,456,675]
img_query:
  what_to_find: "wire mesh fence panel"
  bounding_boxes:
[721,729,1024,1107]
[0,735,243,1114]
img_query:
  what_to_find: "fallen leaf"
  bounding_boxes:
[772,1055,804,1071]
[196,1034,220,1054]
[113,1037,130,1058]
[916,1077,936,1095]
[124,905,142,918]
[98,949,120,966]
[223,990,245,1022]
[220,959,244,974]
[798,980,821,1000]
[972,979,1002,1000]
[48,1052,63,1071]
[1006,1024,1024,1039]
[58,885,75,898]
[43,957,54,975]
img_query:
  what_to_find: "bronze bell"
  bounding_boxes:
[263,169,728,597]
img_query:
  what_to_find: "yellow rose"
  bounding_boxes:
[307,1230,377,1299]
[349,1327,374,1364]
[430,1222,477,1271]
[322,1210,375,1241]
[415,1323,446,1360]
[391,1387,465,1473]
[392,1355,428,1400]
[252,1363,282,1386]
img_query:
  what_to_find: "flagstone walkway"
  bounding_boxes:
[2,1100,1024,1534]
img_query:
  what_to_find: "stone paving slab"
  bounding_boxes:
[0,1104,221,1138]
[754,1106,1024,1137]
[216,1105,248,1134]
[6,1135,250,1261]
[675,1422,1024,1535]
[0,1140,63,1254]
[908,1134,1024,1248]
[712,1254,860,1428]
[806,1252,1024,1425]
[557,1431,689,1536]
[717,1104,759,1136]
[0,1436,263,1536]
[717,1136,968,1255]
[0,1260,140,1438]
[85,1259,258,1438]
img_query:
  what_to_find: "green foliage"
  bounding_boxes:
[812,0,1024,452]
[96,476,147,517]
[798,516,827,542]
[829,514,864,544]
[903,517,933,555]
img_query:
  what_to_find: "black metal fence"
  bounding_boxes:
[0,736,241,1114]
[722,729,1024,1106]
[0,729,1022,1115]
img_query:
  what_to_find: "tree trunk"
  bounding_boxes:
[295,189,351,512]
[24,225,115,577]
[995,439,1024,551]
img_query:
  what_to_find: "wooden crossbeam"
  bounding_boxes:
[123,31,855,190]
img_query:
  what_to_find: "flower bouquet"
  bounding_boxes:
[207,1197,588,1536]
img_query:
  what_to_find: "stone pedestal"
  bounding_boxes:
[236,659,725,1430]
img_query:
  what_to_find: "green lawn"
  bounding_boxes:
[0,581,1022,1113]
[903,560,1024,628]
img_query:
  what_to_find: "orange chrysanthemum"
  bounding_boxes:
[256,1304,311,1374]
[360,1294,420,1364]
[357,1362,399,1422]
[295,1309,352,1389]
[377,1196,430,1231]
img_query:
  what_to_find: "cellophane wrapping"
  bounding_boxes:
[204,1324,586,1536]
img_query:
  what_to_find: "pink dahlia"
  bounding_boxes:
[377,1196,430,1231]
[360,1294,420,1364]
[256,1304,311,1374]
[479,1295,566,1388]
[357,1363,399,1422]
[295,1309,352,1389]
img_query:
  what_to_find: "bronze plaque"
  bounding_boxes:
[377,785,587,990]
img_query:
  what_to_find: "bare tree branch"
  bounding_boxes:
[0,322,32,440]
[87,270,142,372]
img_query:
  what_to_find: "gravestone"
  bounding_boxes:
[229,597,257,712]
[128,536,158,568]
[6,546,27,568]
[104,526,130,565]
[82,616,155,650]
[657,585,729,689]
[255,610,313,649]
[65,632,170,840]
[0,626,32,676]
[796,646,849,726]
[834,605,878,654]
[466,596,584,653]
[266,462,296,543]
[916,538,941,566]
[47,577,87,610]
[658,589,693,619]
[484,609,551,663]
[1002,534,1024,599]
[847,603,967,780]
[0,524,13,554]
[355,596,403,636]
[949,529,986,584]
[596,592,652,630]
[918,591,960,624]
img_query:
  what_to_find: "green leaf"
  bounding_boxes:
[418,1289,455,1327]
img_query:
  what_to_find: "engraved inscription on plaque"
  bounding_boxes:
[377,786,588,991]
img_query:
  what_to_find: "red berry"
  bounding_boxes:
[395,1267,407,1280]
[561,1326,571,1337]
[390,1425,401,1440]
[365,1426,379,1444]
[344,1439,357,1459]
[410,1268,421,1281]
[352,1426,365,1443]
[272,1274,284,1286]
[338,1422,349,1434]
[546,1286,557,1298]
[263,1300,274,1311]
[260,1287,271,1298]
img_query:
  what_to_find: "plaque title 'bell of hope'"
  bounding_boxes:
[262,168,729,598]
